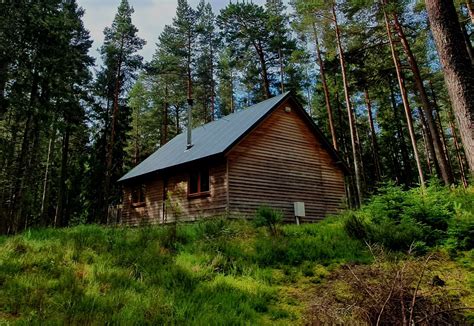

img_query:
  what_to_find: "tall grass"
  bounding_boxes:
[0,217,367,324]
[1,184,471,324]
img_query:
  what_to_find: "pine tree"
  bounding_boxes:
[425,0,474,176]
[97,0,145,223]
[218,2,274,100]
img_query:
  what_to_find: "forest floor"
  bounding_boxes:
[0,186,473,324]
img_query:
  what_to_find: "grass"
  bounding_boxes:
[0,217,369,324]
[0,184,472,324]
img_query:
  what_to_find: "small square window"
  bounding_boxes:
[131,184,146,205]
[189,169,210,196]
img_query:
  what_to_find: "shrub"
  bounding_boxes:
[254,206,283,236]
[343,213,368,240]
[344,184,473,251]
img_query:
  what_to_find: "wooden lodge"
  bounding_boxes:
[119,92,349,225]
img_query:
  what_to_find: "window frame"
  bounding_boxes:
[188,168,210,198]
[131,184,146,207]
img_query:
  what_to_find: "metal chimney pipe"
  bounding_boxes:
[186,98,193,149]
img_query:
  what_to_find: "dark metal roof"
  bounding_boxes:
[119,92,291,182]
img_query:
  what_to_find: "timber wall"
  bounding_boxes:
[121,163,227,225]
[227,99,346,222]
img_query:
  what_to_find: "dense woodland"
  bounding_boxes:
[0,0,473,234]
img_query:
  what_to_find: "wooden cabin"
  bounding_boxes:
[119,92,348,225]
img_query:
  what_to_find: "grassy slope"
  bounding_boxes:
[1,184,473,324]
[0,218,371,325]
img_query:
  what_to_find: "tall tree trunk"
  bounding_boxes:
[418,105,437,173]
[254,41,271,99]
[209,43,215,121]
[448,108,469,187]
[9,69,40,232]
[104,37,124,223]
[134,100,140,165]
[230,70,234,113]
[40,131,55,221]
[388,74,413,185]
[333,4,363,206]
[425,0,474,175]
[383,4,425,187]
[429,80,453,174]
[313,22,338,150]
[364,87,382,180]
[418,108,434,175]
[162,82,169,146]
[392,12,453,185]
[55,127,69,227]
[0,59,8,115]
[278,47,284,93]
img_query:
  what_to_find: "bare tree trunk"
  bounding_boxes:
[383,3,425,187]
[9,70,40,232]
[40,132,54,220]
[278,47,284,93]
[333,4,363,205]
[230,70,234,113]
[0,59,8,115]
[210,43,215,121]
[429,81,454,174]
[255,40,271,99]
[448,108,469,187]
[364,87,382,180]
[419,108,434,175]
[388,74,413,185]
[392,13,453,185]
[134,100,140,165]
[313,22,338,150]
[425,0,474,176]
[162,82,169,146]
[55,127,69,227]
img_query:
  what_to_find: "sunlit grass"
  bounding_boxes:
[0,217,368,324]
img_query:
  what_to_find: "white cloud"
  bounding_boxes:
[78,0,266,63]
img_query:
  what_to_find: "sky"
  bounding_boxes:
[78,0,266,63]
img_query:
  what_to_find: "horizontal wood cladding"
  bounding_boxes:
[227,99,345,221]
[121,163,227,225]
[122,177,164,226]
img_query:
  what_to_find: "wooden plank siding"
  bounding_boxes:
[122,178,164,226]
[121,163,227,225]
[121,97,346,225]
[226,98,346,222]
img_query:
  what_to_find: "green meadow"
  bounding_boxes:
[1,184,473,324]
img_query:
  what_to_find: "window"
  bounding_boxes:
[189,169,210,196]
[131,184,146,206]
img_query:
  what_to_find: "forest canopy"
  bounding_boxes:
[0,0,473,234]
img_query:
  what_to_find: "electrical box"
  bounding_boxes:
[293,202,305,217]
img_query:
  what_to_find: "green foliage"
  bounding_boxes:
[254,206,283,236]
[343,184,474,252]
[0,218,369,324]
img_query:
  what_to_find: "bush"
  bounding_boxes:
[343,183,474,252]
[254,206,283,236]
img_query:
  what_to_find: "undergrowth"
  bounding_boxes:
[0,184,472,324]
[0,216,367,324]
